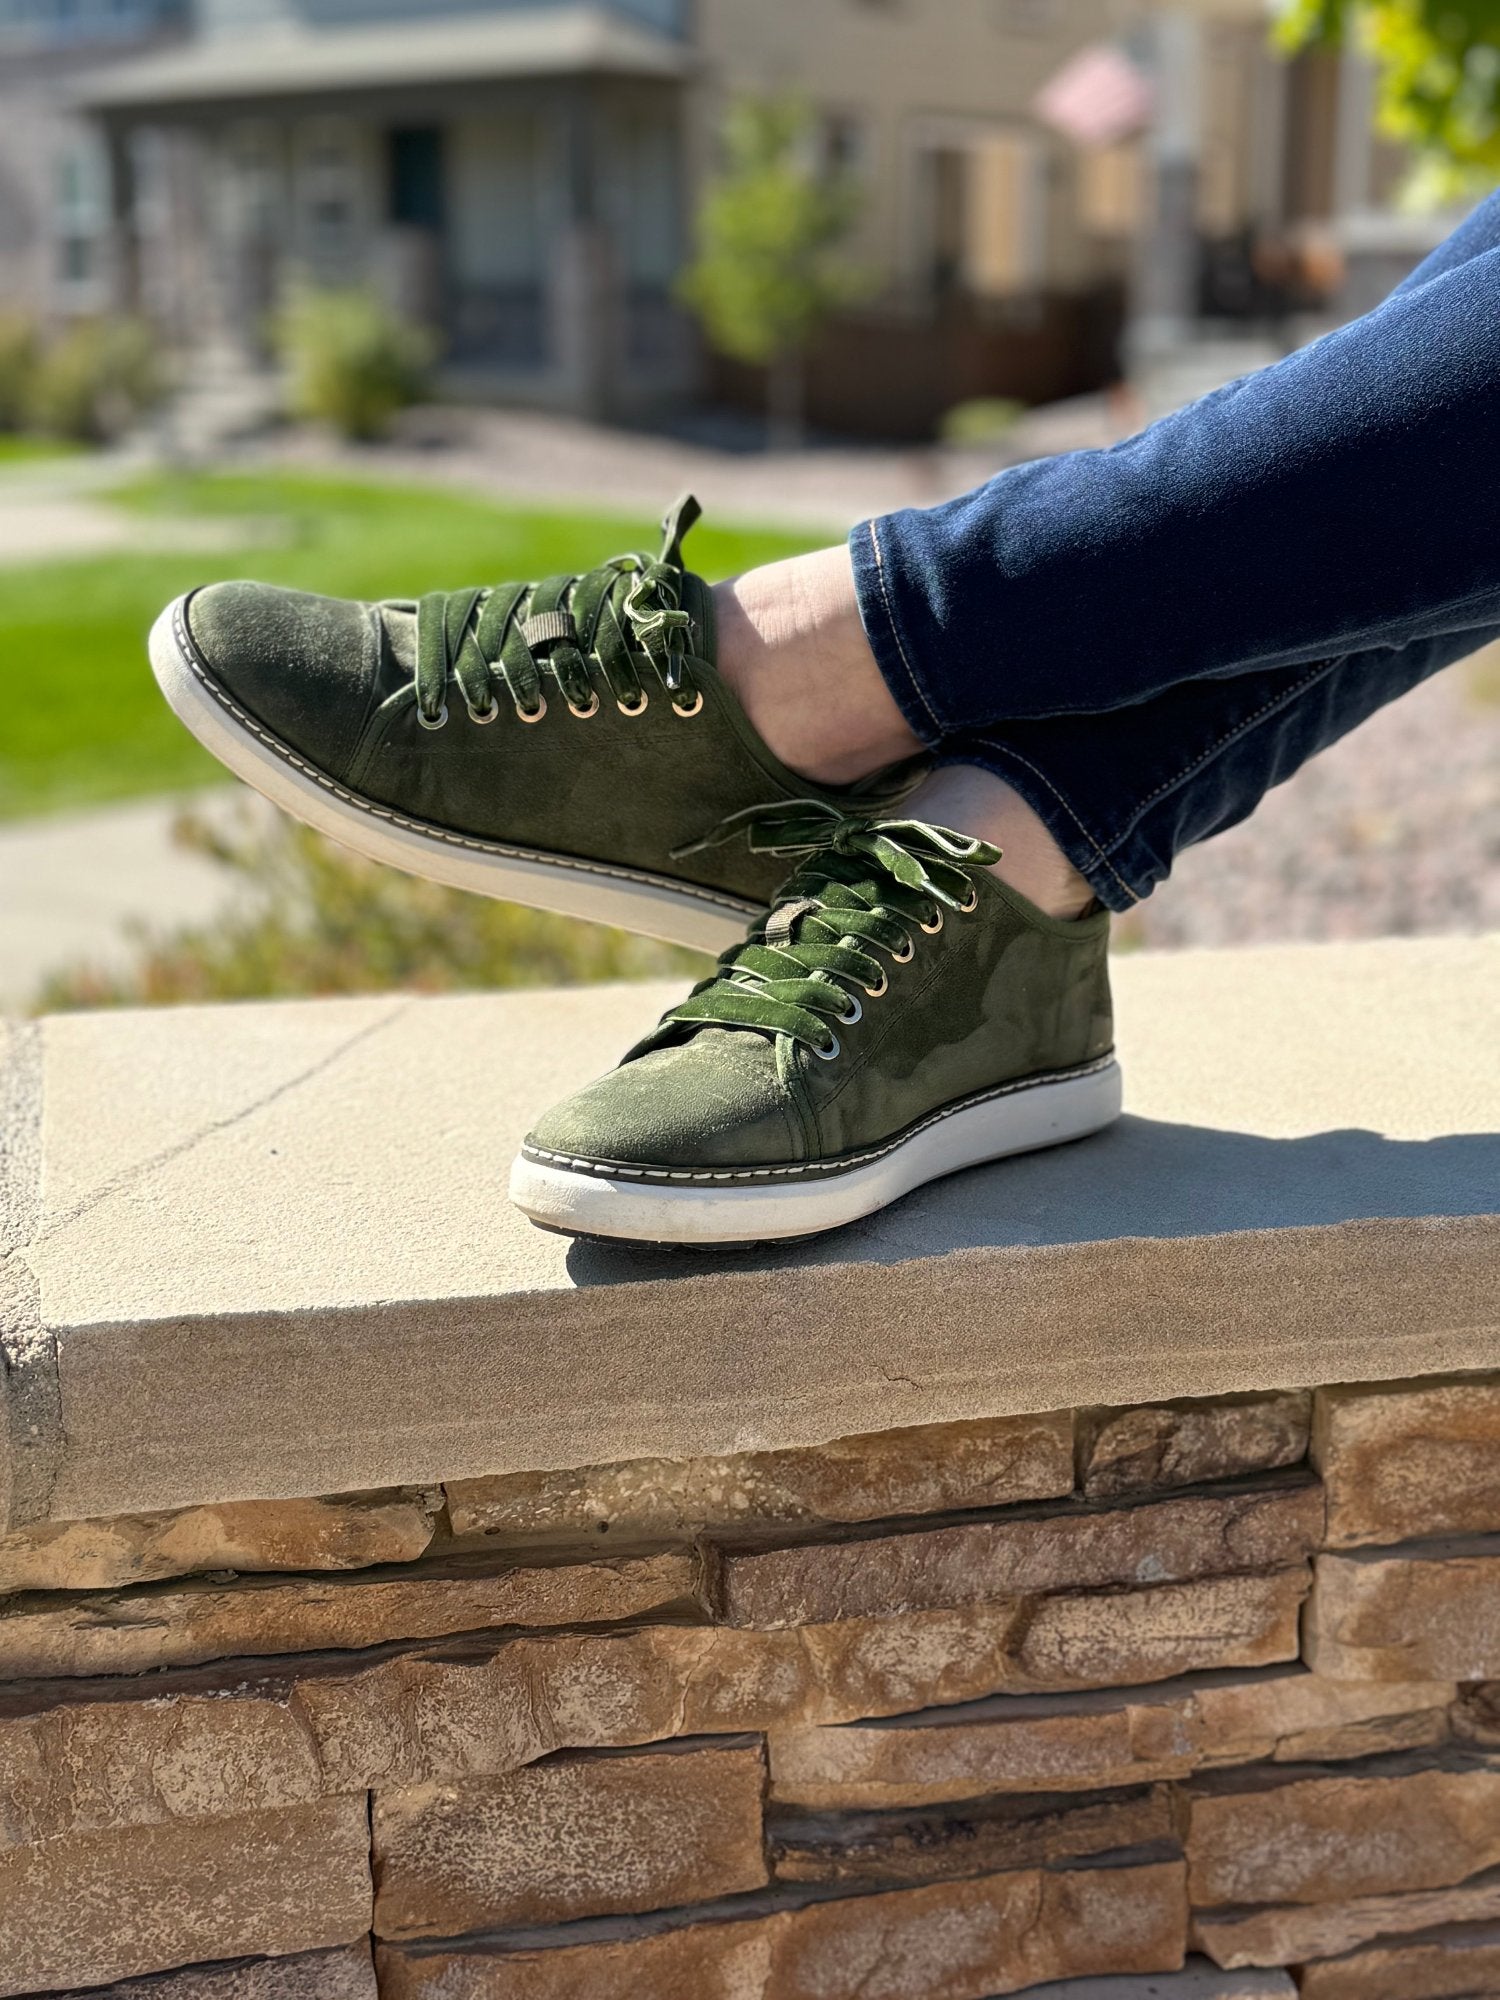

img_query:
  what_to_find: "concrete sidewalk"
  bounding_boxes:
[0,793,250,1009]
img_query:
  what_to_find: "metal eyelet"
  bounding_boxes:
[514,696,548,725]
[839,936,888,1000]
[416,701,449,731]
[567,693,601,720]
[672,689,704,718]
[959,884,979,914]
[836,993,862,1027]
[466,698,501,726]
[813,1033,841,1062]
[919,907,945,935]
[891,936,915,963]
[617,691,649,717]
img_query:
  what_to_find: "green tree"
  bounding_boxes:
[679,96,866,448]
[1277,0,1500,200]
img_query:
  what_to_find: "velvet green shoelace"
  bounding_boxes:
[406,495,704,728]
[665,802,1000,1058]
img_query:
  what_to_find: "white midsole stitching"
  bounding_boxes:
[521,1055,1117,1185]
[509,1059,1124,1244]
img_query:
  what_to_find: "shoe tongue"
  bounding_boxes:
[380,602,417,674]
[680,570,717,666]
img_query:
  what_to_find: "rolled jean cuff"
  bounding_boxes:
[849,516,948,748]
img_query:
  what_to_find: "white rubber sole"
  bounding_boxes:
[148,596,762,955]
[509,1057,1123,1246]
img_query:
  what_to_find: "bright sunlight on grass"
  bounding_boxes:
[0,435,82,465]
[0,471,821,819]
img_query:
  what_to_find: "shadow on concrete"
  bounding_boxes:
[563,1118,1500,1288]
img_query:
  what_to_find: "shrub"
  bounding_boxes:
[28,317,163,442]
[36,803,705,1012]
[275,287,433,442]
[940,397,1026,449]
[0,314,39,431]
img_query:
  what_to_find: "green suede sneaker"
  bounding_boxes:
[510,803,1120,1245]
[148,496,917,953]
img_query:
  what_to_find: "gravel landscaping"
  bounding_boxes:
[1128,656,1500,949]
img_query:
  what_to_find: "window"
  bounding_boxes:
[388,127,445,231]
[924,133,1042,300]
[1077,142,1146,239]
[965,133,1041,295]
[296,122,362,277]
[225,124,282,239]
[820,112,866,182]
[448,115,549,369]
[0,0,176,44]
[609,0,687,32]
[55,136,108,296]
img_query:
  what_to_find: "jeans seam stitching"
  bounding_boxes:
[972,742,1141,904]
[1102,658,1338,853]
[867,519,945,739]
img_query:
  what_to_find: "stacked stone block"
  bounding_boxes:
[3,1378,1500,1998]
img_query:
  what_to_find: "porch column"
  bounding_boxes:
[104,122,142,316]
[1131,8,1204,359]
[554,84,616,420]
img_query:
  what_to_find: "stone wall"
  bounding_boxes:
[3,1374,1500,1998]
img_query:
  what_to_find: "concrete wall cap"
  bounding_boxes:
[0,1019,56,1534]
[3,933,1495,1528]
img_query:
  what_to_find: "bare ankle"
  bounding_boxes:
[714,548,925,787]
[712,559,1096,919]
[904,764,1096,921]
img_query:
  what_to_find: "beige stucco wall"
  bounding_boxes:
[693,0,1128,295]
[692,0,1289,301]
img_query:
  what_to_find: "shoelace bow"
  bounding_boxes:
[661,801,1000,1059]
[406,494,704,729]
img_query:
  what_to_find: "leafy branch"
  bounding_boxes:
[1277,0,1500,198]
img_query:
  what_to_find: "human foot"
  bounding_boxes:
[714,567,1097,921]
[715,544,928,786]
[148,496,923,955]
[906,763,1096,920]
[509,801,1119,1246]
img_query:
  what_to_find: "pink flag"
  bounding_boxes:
[1033,44,1155,150]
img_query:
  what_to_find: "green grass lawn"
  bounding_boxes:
[0,435,82,466]
[0,471,821,820]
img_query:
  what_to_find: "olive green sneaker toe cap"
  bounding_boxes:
[186,581,382,774]
[528,1029,800,1174]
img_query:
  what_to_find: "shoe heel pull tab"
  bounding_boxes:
[658,492,702,569]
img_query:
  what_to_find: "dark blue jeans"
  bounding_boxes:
[850,193,1500,909]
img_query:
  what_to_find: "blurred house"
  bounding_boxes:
[63,0,692,413]
[13,0,1450,436]
[0,0,188,326]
